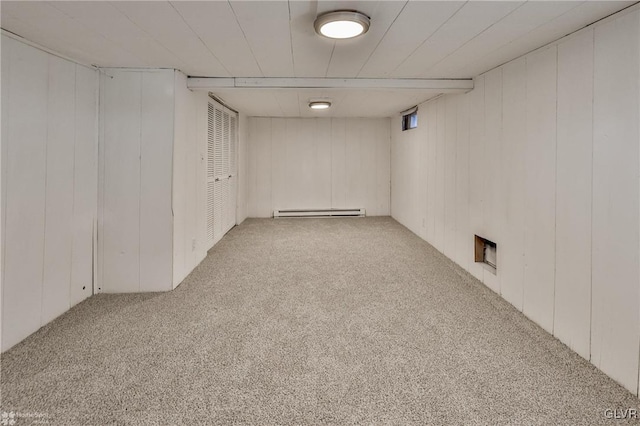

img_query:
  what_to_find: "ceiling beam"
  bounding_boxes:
[187,77,474,92]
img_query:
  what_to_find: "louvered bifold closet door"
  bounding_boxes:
[228,114,237,233]
[222,110,231,234]
[206,102,216,248]
[207,100,239,247]
[213,106,225,244]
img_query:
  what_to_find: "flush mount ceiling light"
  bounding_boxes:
[309,100,332,110]
[314,10,370,39]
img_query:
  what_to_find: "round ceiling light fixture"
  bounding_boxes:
[309,100,332,110]
[314,10,370,39]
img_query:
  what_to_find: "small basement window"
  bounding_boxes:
[474,235,497,274]
[401,107,418,131]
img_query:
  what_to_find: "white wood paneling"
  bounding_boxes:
[100,69,175,293]
[376,119,391,218]
[444,96,457,259]
[173,74,188,284]
[523,46,557,333]
[467,76,485,282]
[482,68,503,294]
[186,84,202,268]
[248,117,390,217]
[1,36,10,353]
[102,71,142,293]
[390,6,640,396]
[317,119,333,209]
[70,64,97,306]
[554,30,594,360]
[249,118,273,218]
[416,108,428,240]
[140,71,174,292]
[42,55,76,324]
[426,101,437,243]
[500,57,527,311]
[2,37,48,350]
[237,113,249,224]
[331,118,347,209]
[1,36,98,351]
[454,95,470,271]
[270,118,287,211]
[591,10,640,394]
[434,99,446,251]
[345,119,365,212]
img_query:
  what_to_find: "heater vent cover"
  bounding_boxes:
[475,235,497,274]
[274,208,365,218]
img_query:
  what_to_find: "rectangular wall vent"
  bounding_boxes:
[274,208,365,218]
[475,235,497,274]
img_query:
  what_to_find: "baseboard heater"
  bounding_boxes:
[273,208,365,218]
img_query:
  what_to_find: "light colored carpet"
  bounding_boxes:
[1,217,638,425]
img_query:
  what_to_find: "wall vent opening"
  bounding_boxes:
[474,235,497,274]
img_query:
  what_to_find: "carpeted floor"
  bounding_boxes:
[1,217,638,425]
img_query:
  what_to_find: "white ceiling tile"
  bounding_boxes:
[214,89,282,116]
[2,2,144,67]
[325,1,406,78]
[111,1,229,76]
[357,1,465,78]
[50,1,181,69]
[288,0,334,77]
[228,1,294,77]
[449,1,636,78]
[170,1,262,77]
[1,0,634,117]
[273,90,301,116]
[392,1,524,78]
[422,1,581,78]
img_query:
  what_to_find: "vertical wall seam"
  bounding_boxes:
[637,10,640,397]
[96,69,104,294]
[389,117,392,217]
[453,96,458,263]
[589,28,596,364]
[138,72,143,292]
[552,46,559,336]
[522,59,527,312]
[40,56,50,327]
[170,71,176,289]
[70,65,77,307]
[498,68,503,296]
[270,118,273,216]
[1,41,12,346]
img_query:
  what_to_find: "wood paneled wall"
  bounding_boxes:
[98,69,174,293]
[248,117,390,217]
[1,35,97,351]
[390,9,640,395]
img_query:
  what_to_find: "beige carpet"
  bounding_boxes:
[1,217,638,425]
